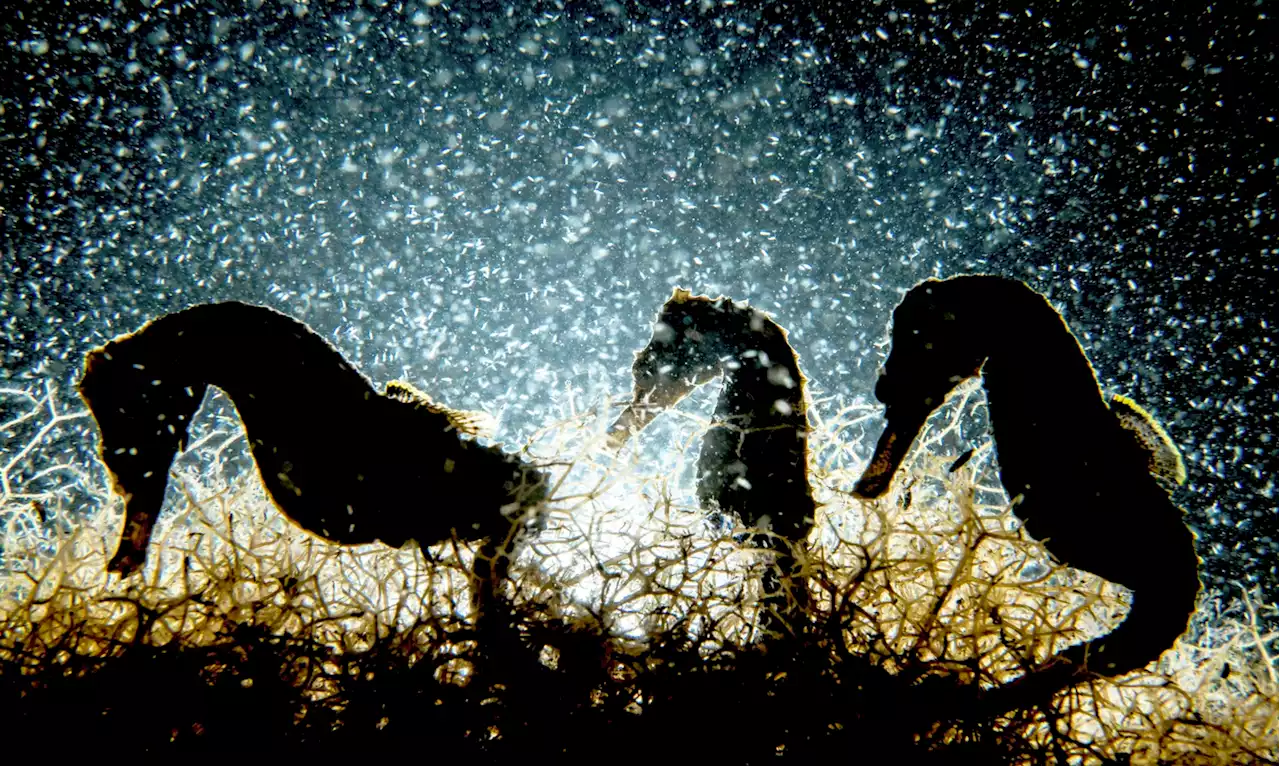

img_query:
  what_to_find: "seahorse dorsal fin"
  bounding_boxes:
[385,380,494,436]
[1110,393,1187,486]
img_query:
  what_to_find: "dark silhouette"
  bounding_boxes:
[854,275,1201,679]
[608,288,815,620]
[78,301,547,601]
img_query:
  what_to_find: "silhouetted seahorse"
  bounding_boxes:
[608,288,815,619]
[78,302,547,606]
[854,275,1200,680]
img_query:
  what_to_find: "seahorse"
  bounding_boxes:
[608,288,816,623]
[854,274,1200,681]
[78,301,546,612]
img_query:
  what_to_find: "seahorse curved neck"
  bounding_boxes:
[970,287,1183,595]
[984,318,1113,490]
[709,308,808,432]
[977,288,1116,473]
[131,302,373,427]
[692,304,814,543]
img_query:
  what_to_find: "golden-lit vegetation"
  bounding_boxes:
[1,380,1275,762]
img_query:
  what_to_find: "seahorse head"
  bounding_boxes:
[854,276,994,497]
[607,289,743,448]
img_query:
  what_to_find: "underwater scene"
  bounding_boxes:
[1,1,1275,761]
